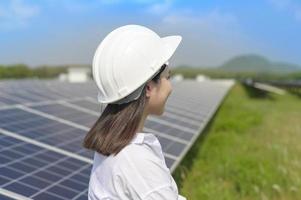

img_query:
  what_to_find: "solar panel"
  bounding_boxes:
[0,79,234,199]
[0,134,91,200]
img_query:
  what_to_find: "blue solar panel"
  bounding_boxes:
[0,193,16,200]
[29,103,97,128]
[0,79,234,199]
[0,134,91,200]
[0,108,93,158]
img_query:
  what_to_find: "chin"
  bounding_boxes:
[158,108,164,116]
[151,108,164,116]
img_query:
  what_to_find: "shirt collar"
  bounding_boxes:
[130,132,158,144]
[130,132,145,144]
[129,132,165,162]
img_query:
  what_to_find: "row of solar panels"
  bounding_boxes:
[0,79,234,200]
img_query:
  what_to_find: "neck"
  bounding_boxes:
[136,111,148,133]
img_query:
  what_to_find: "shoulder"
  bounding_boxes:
[111,133,175,197]
[116,133,166,169]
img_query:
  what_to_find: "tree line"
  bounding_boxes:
[0,64,67,79]
[1,64,300,81]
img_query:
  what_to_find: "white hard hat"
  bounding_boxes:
[92,24,182,104]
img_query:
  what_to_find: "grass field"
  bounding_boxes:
[173,83,301,200]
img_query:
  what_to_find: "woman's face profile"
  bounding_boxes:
[146,66,172,116]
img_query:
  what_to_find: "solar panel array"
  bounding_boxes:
[0,78,234,200]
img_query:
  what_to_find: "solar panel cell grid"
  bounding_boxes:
[0,79,234,199]
[0,134,91,200]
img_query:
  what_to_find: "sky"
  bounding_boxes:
[0,0,301,68]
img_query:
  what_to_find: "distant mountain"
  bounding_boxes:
[219,54,301,73]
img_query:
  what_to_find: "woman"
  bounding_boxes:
[83,24,186,200]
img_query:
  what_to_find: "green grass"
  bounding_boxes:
[173,83,301,200]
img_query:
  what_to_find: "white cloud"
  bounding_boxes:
[43,0,99,13]
[100,0,122,4]
[268,0,301,22]
[268,0,291,9]
[147,0,173,15]
[0,0,40,31]
[43,0,172,13]
[98,0,170,6]
[162,8,239,38]
[295,9,301,22]
[156,9,261,67]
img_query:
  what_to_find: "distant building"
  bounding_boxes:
[58,73,68,81]
[196,74,209,82]
[60,65,91,83]
[172,74,184,81]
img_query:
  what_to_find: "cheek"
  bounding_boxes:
[162,80,172,98]
[147,79,173,115]
[166,81,172,96]
[157,80,172,107]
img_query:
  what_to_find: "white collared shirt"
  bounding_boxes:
[88,132,187,200]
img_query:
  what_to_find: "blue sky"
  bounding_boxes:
[0,0,301,67]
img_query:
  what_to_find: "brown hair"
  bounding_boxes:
[83,64,167,156]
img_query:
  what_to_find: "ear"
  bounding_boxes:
[145,81,154,98]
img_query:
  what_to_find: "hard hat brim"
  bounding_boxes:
[161,35,182,64]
